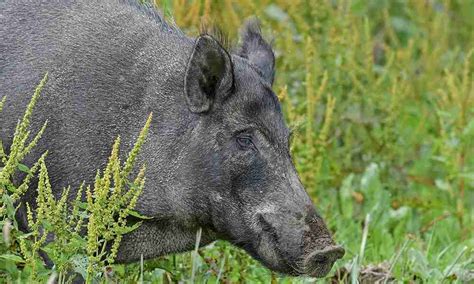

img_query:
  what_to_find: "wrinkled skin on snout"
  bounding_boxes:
[176,21,345,277]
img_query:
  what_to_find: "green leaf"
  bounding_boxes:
[2,194,16,219]
[17,163,30,174]
[128,210,153,220]
[69,234,87,249]
[17,232,34,239]
[74,201,88,210]
[115,221,142,235]
[339,173,354,218]
[70,254,88,280]
[0,254,25,263]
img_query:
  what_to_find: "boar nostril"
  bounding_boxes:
[313,245,345,262]
[312,253,328,264]
[304,245,345,278]
[326,245,345,261]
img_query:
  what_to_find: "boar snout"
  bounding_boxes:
[255,204,344,278]
[300,215,345,278]
[301,208,345,277]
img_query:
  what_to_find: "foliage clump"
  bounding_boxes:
[0,74,152,283]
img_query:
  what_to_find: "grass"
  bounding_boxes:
[1,0,474,283]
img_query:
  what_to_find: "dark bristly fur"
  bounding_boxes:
[0,0,343,278]
[199,24,234,51]
[236,18,276,84]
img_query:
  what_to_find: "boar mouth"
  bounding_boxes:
[255,215,299,274]
[254,214,344,278]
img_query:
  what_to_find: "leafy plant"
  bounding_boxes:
[0,75,152,283]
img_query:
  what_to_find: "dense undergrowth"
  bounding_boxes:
[1,0,473,283]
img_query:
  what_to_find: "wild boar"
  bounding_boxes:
[0,0,344,277]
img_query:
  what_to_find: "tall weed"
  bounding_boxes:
[0,76,152,283]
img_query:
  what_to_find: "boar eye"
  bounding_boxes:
[236,136,254,150]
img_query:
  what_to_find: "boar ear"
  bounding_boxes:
[237,18,275,85]
[185,35,234,113]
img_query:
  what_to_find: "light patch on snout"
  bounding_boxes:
[251,204,277,230]
[212,193,223,202]
[253,204,277,216]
